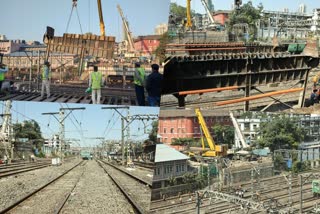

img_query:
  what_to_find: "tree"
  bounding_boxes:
[13,120,44,150]
[148,121,158,143]
[170,2,187,19]
[206,0,214,12]
[227,1,263,41]
[154,32,171,64]
[212,125,234,148]
[257,116,305,152]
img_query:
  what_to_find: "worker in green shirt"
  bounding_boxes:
[89,66,104,104]
[0,64,8,91]
[134,62,146,106]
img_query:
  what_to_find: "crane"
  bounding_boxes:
[200,0,215,26]
[117,4,135,53]
[97,0,106,36]
[186,0,193,29]
[195,108,228,157]
[229,112,249,149]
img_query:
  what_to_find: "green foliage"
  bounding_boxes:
[168,176,177,186]
[14,120,44,150]
[171,138,194,146]
[148,121,158,143]
[227,1,263,41]
[170,3,187,19]
[154,32,172,64]
[37,152,46,158]
[292,161,310,173]
[257,116,305,152]
[212,125,234,148]
[273,153,286,171]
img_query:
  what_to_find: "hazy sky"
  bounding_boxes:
[172,0,318,14]
[0,0,170,42]
[1,101,159,147]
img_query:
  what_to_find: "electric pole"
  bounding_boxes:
[42,107,85,163]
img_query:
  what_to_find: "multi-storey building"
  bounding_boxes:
[155,23,168,35]
[234,112,320,147]
[158,109,232,144]
[133,35,161,57]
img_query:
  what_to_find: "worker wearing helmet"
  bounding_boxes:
[89,66,103,104]
[41,61,51,99]
[134,62,146,106]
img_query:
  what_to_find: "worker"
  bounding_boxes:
[310,89,318,106]
[89,66,103,104]
[0,63,8,91]
[41,61,51,99]
[146,64,163,107]
[3,155,8,165]
[134,62,146,106]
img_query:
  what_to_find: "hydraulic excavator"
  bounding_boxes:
[192,108,228,158]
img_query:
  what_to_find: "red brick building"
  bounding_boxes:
[213,10,231,25]
[158,109,232,145]
[134,35,161,56]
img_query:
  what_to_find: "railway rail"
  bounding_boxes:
[0,160,84,214]
[97,159,151,214]
[150,171,320,213]
[0,162,52,178]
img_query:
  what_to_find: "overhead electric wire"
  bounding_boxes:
[0,102,55,135]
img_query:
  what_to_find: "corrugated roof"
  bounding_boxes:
[155,144,189,163]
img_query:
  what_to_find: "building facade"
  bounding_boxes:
[0,40,21,55]
[153,144,192,188]
[133,35,161,56]
[155,23,168,35]
[158,109,232,144]
[234,112,320,148]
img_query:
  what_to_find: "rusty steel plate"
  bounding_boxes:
[45,33,115,58]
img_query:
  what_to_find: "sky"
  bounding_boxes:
[172,0,318,14]
[0,0,170,42]
[0,101,159,147]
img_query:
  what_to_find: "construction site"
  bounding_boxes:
[0,101,158,213]
[0,0,168,105]
[161,0,320,111]
[150,0,320,213]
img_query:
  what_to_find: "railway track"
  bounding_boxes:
[160,88,302,110]
[97,159,151,213]
[0,160,84,214]
[150,171,320,214]
[3,83,138,105]
[0,162,52,178]
[132,161,155,170]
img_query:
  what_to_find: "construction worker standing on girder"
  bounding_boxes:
[134,62,146,106]
[89,66,103,104]
[41,61,51,99]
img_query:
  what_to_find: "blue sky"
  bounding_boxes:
[0,101,159,147]
[0,0,170,42]
[172,0,318,14]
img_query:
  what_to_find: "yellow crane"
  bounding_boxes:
[97,0,106,36]
[186,0,192,28]
[195,108,228,157]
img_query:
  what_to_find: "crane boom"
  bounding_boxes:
[117,4,135,52]
[200,0,215,24]
[97,0,106,36]
[186,0,192,28]
[229,112,249,148]
[195,108,215,151]
[195,108,228,157]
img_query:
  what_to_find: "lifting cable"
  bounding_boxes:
[65,0,83,34]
